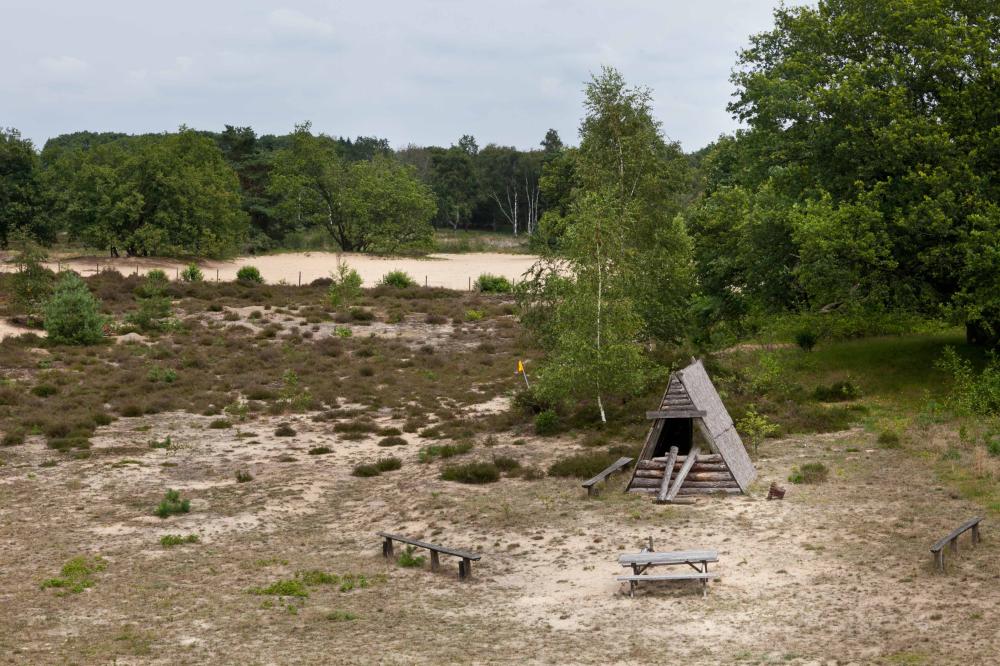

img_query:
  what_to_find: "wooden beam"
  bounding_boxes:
[646,410,707,420]
[656,446,679,503]
[665,446,700,502]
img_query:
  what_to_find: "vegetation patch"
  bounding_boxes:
[40,555,106,594]
[155,489,191,518]
[548,451,620,479]
[377,436,407,447]
[418,441,473,463]
[308,446,332,455]
[441,461,500,484]
[789,462,829,484]
[160,534,199,547]
[397,545,426,568]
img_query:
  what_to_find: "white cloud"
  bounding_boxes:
[267,8,333,38]
[38,55,89,77]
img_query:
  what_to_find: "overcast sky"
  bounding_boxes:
[4,1,793,153]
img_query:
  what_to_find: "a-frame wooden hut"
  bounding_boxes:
[626,359,756,502]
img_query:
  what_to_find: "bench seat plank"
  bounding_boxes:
[376,532,481,560]
[617,573,719,581]
[619,550,718,566]
[582,457,633,488]
[930,516,983,553]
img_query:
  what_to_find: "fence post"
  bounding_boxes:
[425,275,428,287]
[298,271,301,286]
[216,269,219,282]
[468,276,471,291]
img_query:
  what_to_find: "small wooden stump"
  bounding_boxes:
[767,482,786,500]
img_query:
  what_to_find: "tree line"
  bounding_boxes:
[0,120,566,257]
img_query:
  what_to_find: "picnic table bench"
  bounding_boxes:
[617,548,719,598]
[582,456,633,496]
[377,532,481,580]
[930,516,983,571]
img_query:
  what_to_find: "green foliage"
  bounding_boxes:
[127,271,173,332]
[47,129,247,257]
[418,441,473,463]
[147,366,177,383]
[533,409,560,436]
[440,461,500,484]
[936,346,1000,416]
[812,381,861,402]
[474,274,512,293]
[397,545,426,568]
[274,423,296,437]
[326,610,358,622]
[269,124,435,253]
[878,431,901,449]
[736,406,779,456]
[40,555,106,594]
[464,309,485,322]
[154,489,191,518]
[208,419,232,429]
[31,383,57,397]
[236,265,264,284]
[180,264,204,282]
[327,262,363,307]
[249,579,309,598]
[547,451,620,479]
[377,436,407,447]
[795,329,819,352]
[788,462,829,485]
[352,463,380,477]
[43,273,105,345]
[0,130,53,247]
[160,534,199,547]
[9,234,54,324]
[378,270,417,289]
[375,456,402,472]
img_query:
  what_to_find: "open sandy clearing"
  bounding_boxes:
[1,416,996,665]
[0,251,539,290]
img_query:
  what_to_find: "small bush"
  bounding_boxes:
[548,451,618,479]
[378,436,407,447]
[794,328,819,352]
[877,431,901,448]
[235,469,254,483]
[308,446,332,455]
[155,489,191,518]
[274,423,297,437]
[43,273,105,345]
[418,441,473,462]
[474,274,512,293]
[149,435,173,449]
[812,381,861,402]
[249,579,308,598]
[326,610,357,622]
[2,431,25,446]
[987,437,1000,457]
[328,263,364,307]
[160,534,199,547]
[121,404,144,417]
[375,456,402,472]
[378,270,417,289]
[147,366,178,383]
[180,264,204,282]
[349,307,374,322]
[31,383,58,397]
[209,419,232,429]
[397,545,425,568]
[518,466,545,480]
[236,265,264,284]
[352,463,380,477]
[788,462,829,484]
[534,409,560,436]
[40,555,106,594]
[441,461,500,484]
[492,455,521,473]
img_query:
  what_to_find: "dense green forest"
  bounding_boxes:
[2,0,998,356]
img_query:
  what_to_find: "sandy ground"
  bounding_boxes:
[1,407,997,664]
[1,252,539,290]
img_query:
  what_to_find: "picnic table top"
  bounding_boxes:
[618,549,719,566]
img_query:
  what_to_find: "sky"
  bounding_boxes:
[3,1,792,153]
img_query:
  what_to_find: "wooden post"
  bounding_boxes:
[950,538,958,556]
[972,523,981,544]
[656,446,679,503]
[216,269,219,282]
[175,267,179,280]
[425,275,428,287]
[459,558,472,580]
[298,271,301,286]
[468,277,471,291]
[382,537,394,559]
[430,550,440,572]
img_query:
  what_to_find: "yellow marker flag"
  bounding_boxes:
[517,360,524,374]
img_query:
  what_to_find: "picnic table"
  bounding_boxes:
[617,548,719,598]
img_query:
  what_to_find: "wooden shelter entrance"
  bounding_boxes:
[626,359,756,502]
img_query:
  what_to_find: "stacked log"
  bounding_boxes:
[628,454,741,494]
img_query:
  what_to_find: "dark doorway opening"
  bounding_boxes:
[653,418,693,458]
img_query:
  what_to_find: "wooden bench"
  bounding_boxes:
[582,456,633,496]
[617,572,719,598]
[930,516,983,571]
[377,532,481,580]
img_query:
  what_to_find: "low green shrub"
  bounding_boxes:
[788,462,829,484]
[378,436,407,447]
[180,264,204,282]
[877,431,901,448]
[160,534,199,547]
[397,545,426,568]
[31,383,58,397]
[794,328,819,352]
[40,555,106,594]
[375,456,402,472]
[378,270,417,288]
[237,265,264,284]
[441,461,500,484]
[418,441,473,462]
[2,430,25,446]
[308,446,332,455]
[812,381,861,402]
[492,455,521,473]
[327,263,364,307]
[249,579,308,598]
[155,489,191,518]
[474,274,512,293]
[547,451,618,479]
[326,610,358,622]
[534,409,560,436]
[209,419,232,429]
[274,423,296,437]
[352,463,380,477]
[43,273,105,345]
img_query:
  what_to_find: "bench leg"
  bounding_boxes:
[382,538,394,559]
[972,523,981,545]
[430,550,440,572]
[459,558,472,580]
[950,538,959,556]
[935,549,944,572]
[629,580,636,598]
[702,577,708,598]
